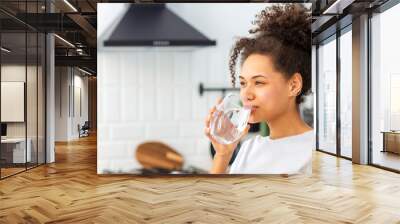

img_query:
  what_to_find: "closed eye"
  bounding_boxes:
[255,81,265,85]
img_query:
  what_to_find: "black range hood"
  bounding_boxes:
[104,4,216,47]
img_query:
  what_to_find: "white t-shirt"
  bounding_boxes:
[229,130,315,175]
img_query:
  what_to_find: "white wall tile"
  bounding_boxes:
[156,87,174,121]
[191,50,209,84]
[121,86,138,122]
[155,52,174,86]
[164,139,197,157]
[138,86,155,121]
[145,123,179,139]
[208,51,219,84]
[174,86,192,121]
[174,52,191,84]
[102,86,121,122]
[111,124,145,141]
[179,122,204,138]
[138,52,156,86]
[121,53,138,85]
[196,138,212,157]
[98,142,127,160]
[103,52,121,87]
[97,125,111,142]
[192,89,208,121]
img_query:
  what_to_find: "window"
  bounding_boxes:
[317,36,337,155]
[370,2,400,171]
[0,1,47,179]
[339,28,352,158]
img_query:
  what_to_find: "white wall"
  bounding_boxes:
[55,67,68,141]
[73,73,89,137]
[97,3,303,174]
[55,67,89,141]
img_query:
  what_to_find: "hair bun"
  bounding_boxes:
[249,4,311,52]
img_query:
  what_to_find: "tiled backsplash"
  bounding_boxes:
[98,49,225,173]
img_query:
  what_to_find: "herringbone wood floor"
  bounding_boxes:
[1,134,400,223]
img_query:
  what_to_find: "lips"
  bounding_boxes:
[244,105,258,113]
[243,105,252,110]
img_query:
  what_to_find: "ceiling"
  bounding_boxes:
[0,0,392,75]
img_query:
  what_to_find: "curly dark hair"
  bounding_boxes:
[229,4,311,104]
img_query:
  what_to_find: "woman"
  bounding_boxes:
[204,4,314,175]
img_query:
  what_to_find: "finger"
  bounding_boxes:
[205,106,216,126]
[204,127,217,142]
[205,113,211,127]
[206,106,222,128]
[206,110,217,126]
[244,124,250,133]
[209,106,216,115]
[204,127,212,140]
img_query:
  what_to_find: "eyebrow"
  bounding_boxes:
[239,75,267,80]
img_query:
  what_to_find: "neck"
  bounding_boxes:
[267,106,312,140]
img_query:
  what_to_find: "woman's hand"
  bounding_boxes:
[204,98,250,174]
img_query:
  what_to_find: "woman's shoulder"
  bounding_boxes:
[241,130,314,147]
[241,130,314,146]
[240,134,266,148]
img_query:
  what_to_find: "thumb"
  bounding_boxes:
[245,124,251,134]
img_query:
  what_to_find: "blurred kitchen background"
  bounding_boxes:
[97,3,313,174]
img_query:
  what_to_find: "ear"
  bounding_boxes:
[288,73,303,98]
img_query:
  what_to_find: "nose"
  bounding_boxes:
[240,85,255,105]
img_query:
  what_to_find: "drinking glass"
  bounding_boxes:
[209,93,251,144]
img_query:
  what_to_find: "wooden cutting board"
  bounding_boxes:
[135,142,184,170]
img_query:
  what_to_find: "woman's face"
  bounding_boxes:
[239,53,298,123]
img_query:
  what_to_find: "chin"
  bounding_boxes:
[248,115,260,124]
